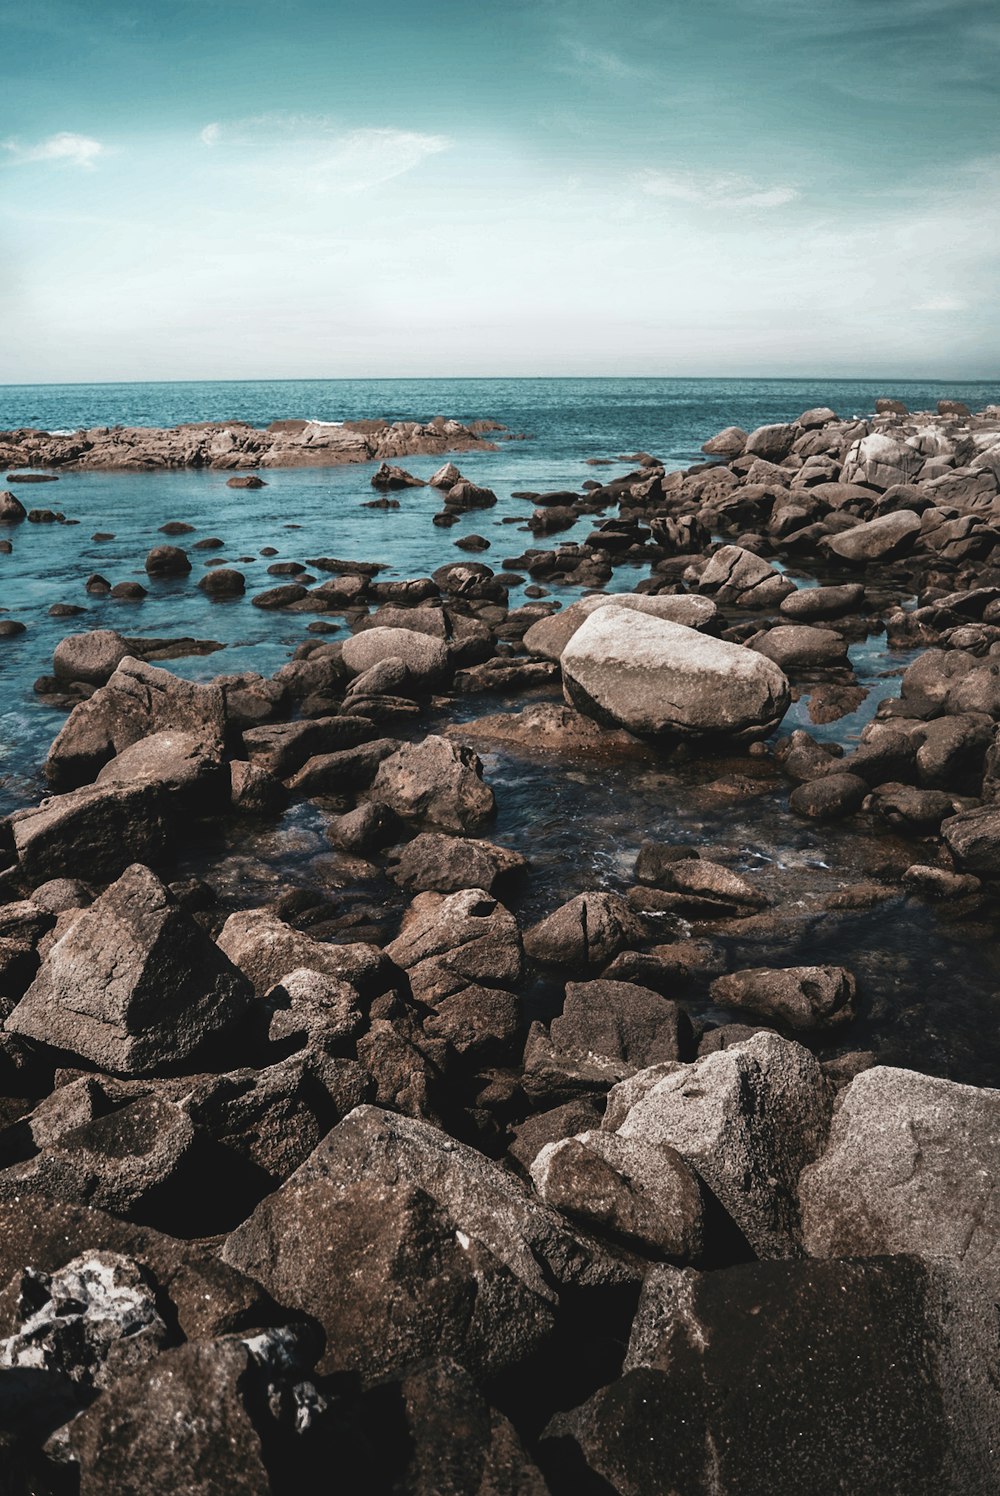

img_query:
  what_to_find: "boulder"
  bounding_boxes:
[7,781,172,883]
[216,909,393,1000]
[941,804,1000,874]
[198,568,245,596]
[825,509,922,562]
[0,491,26,523]
[561,608,790,742]
[5,864,251,1074]
[744,422,797,462]
[144,544,191,577]
[610,1033,832,1257]
[800,1066,1000,1294]
[522,593,717,662]
[95,728,225,808]
[524,892,644,972]
[386,888,523,1003]
[342,626,450,689]
[789,772,867,820]
[709,965,857,1031]
[696,545,794,608]
[779,583,865,620]
[550,980,690,1070]
[751,624,849,670]
[841,433,922,489]
[629,856,769,916]
[700,425,747,457]
[368,736,495,833]
[52,629,131,686]
[386,832,527,896]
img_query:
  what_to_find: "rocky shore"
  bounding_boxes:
[2,397,1000,1491]
[0,414,509,472]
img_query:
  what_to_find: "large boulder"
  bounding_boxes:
[342,626,451,690]
[52,629,131,686]
[545,1254,1000,1496]
[561,608,790,742]
[368,735,495,833]
[524,892,644,972]
[841,432,922,489]
[709,965,857,1031]
[5,864,251,1074]
[6,781,172,883]
[45,656,226,790]
[800,1066,1000,1294]
[696,545,794,608]
[825,508,922,562]
[522,593,717,662]
[0,490,27,523]
[700,425,747,457]
[609,1033,832,1257]
[744,422,797,462]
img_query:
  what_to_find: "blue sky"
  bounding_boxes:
[2,0,998,381]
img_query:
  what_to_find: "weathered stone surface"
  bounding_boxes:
[546,1255,1000,1496]
[562,608,790,741]
[5,864,251,1073]
[629,857,769,917]
[342,626,451,689]
[144,544,191,577]
[751,624,849,669]
[52,629,131,686]
[386,832,528,896]
[551,981,690,1070]
[522,593,717,662]
[610,1033,832,1257]
[524,892,645,972]
[825,508,922,562]
[696,545,794,608]
[789,771,867,820]
[700,425,747,456]
[800,1066,1000,1293]
[369,735,495,833]
[779,582,864,620]
[386,888,523,1003]
[8,781,172,884]
[95,728,224,806]
[710,965,857,1032]
[216,908,393,999]
[941,803,1000,874]
[242,715,373,779]
[532,1130,703,1258]
[0,490,26,523]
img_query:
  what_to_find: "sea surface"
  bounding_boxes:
[3,375,1000,1082]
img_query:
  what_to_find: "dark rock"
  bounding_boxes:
[216,908,393,1000]
[789,772,868,820]
[710,965,857,1032]
[524,892,645,972]
[386,832,528,896]
[369,736,495,834]
[198,568,245,596]
[7,782,173,884]
[144,545,191,577]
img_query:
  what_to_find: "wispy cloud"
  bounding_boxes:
[2,132,106,169]
[913,296,969,312]
[558,39,652,81]
[635,169,798,209]
[197,116,451,193]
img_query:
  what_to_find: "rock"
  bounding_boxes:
[7,782,173,884]
[825,509,922,562]
[751,624,849,669]
[509,1099,606,1171]
[696,545,794,608]
[226,473,265,487]
[0,620,26,639]
[110,580,148,600]
[198,568,245,596]
[429,461,462,488]
[610,1033,832,1257]
[938,399,971,417]
[744,422,797,461]
[371,461,425,490]
[797,405,837,428]
[52,629,131,686]
[789,772,867,820]
[144,544,191,577]
[45,657,226,790]
[547,1254,1000,1496]
[0,491,26,523]
[779,583,865,620]
[522,593,717,662]
[632,841,698,887]
[422,983,522,1064]
[629,857,769,917]
[386,832,527,896]
[216,908,393,999]
[841,432,922,489]
[700,425,747,456]
[242,715,373,780]
[524,892,645,972]
[869,782,955,833]
[902,864,981,900]
[251,583,308,609]
[710,965,857,1032]
[265,967,364,1052]
[800,1066,1000,1294]
[369,736,495,833]
[386,888,523,1003]
[941,804,1000,874]
[229,759,286,815]
[5,864,251,1073]
[342,626,450,689]
[95,728,225,808]
[531,1130,703,1258]
[550,980,690,1070]
[561,608,790,742]
[875,397,909,414]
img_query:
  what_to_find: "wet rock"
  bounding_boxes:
[916,713,993,789]
[229,759,287,815]
[5,864,251,1074]
[941,803,1000,874]
[0,619,26,639]
[902,864,982,899]
[868,782,955,833]
[562,608,790,742]
[546,1254,1000,1496]
[144,544,191,577]
[198,567,245,596]
[7,781,172,884]
[710,965,857,1032]
[86,573,111,594]
[825,508,922,561]
[386,831,527,896]
[0,491,26,523]
[789,771,867,820]
[429,461,462,488]
[369,735,495,833]
[800,1065,1000,1300]
[372,461,425,489]
[629,857,769,917]
[522,593,717,661]
[386,888,523,1003]
[632,841,698,886]
[342,625,450,689]
[216,908,393,999]
[609,1033,832,1257]
[288,737,399,796]
[524,892,645,972]
[751,624,849,669]
[52,629,131,686]
[779,582,865,620]
[251,582,308,609]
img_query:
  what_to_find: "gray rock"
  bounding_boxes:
[342,625,451,689]
[368,735,495,833]
[779,582,865,620]
[610,1033,832,1257]
[744,422,797,462]
[696,544,794,608]
[5,864,251,1073]
[524,892,644,972]
[522,593,717,662]
[700,425,747,456]
[789,771,867,820]
[825,508,922,562]
[52,629,131,686]
[561,608,790,742]
[800,1065,1000,1294]
[841,432,922,489]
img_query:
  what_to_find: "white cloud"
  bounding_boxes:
[913,296,969,312]
[559,40,652,81]
[2,131,105,169]
[196,117,451,193]
[635,168,798,209]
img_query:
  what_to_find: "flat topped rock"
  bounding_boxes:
[561,607,790,741]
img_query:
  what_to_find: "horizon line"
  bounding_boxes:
[2,373,999,391]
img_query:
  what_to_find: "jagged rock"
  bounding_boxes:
[386,888,523,1003]
[0,491,27,523]
[710,965,857,1031]
[242,715,373,779]
[522,593,717,662]
[509,1099,607,1171]
[697,545,794,608]
[841,432,922,489]
[562,608,790,742]
[371,462,425,490]
[609,1033,832,1257]
[7,781,172,883]
[550,981,691,1071]
[368,735,495,833]
[216,908,393,999]
[5,864,251,1073]
[524,892,644,972]
[95,728,225,808]
[800,1066,1000,1294]
[629,857,769,917]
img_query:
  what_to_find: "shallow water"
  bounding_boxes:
[3,375,999,1086]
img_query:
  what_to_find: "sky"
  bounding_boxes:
[1,0,998,382]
